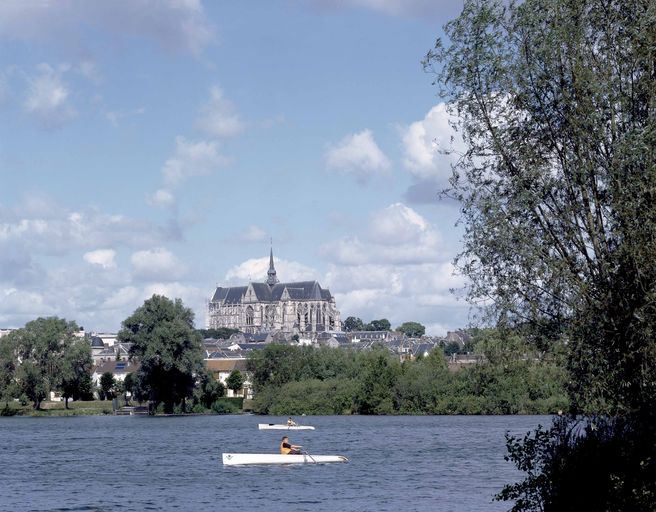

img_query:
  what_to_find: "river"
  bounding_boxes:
[0,414,551,511]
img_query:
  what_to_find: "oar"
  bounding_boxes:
[302,449,316,464]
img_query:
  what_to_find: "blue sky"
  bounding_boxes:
[0,0,470,335]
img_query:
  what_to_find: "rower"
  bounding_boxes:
[280,436,302,455]
[287,416,297,426]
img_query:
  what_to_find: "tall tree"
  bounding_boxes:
[397,321,426,337]
[366,319,391,331]
[194,369,225,408]
[60,338,93,408]
[118,295,204,414]
[225,369,245,396]
[342,316,364,332]
[427,0,656,509]
[99,372,116,400]
[0,336,17,407]
[8,317,81,409]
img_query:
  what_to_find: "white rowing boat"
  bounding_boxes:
[258,423,315,430]
[222,453,348,466]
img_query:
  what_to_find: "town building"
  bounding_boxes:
[207,249,341,334]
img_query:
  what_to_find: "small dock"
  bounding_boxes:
[114,405,149,416]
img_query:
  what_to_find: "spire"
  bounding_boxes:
[267,242,279,286]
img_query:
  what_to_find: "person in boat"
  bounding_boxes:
[287,417,297,426]
[280,436,302,455]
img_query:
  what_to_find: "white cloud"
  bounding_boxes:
[102,286,141,310]
[369,202,433,245]
[23,64,76,128]
[148,189,176,208]
[401,103,464,183]
[325,129,390,182]
[194,85,244,138]
[0,200,175,254]
[0,287,55,324]
[325,262,467,336]
[83,249,116,269]
[0,0,215,56]
[162,136,228,187]
[318,203,468,335]
[321,203,442,265]
[131,247,187,281]
[225,257,317,285]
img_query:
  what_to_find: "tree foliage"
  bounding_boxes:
[99,372,116,400]
[193,369,225,409]
[225,370,244,393]
[343,317,393,332]
[248,337,566,416]
[0,336,17,406]
[197,327,240,340]
[397,321,426,337]
[365,319,391,331]
[426,0,656,508]
[342,316,364,332]
[6,317,83,409]
[60,338,93,407]
[118,295,204,414]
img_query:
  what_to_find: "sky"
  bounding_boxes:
[0,0,471,336]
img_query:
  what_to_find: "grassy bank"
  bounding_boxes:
[1,400,115,416]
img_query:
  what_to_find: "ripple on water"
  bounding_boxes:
[0,414,548,512]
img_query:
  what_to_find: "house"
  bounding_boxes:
[0,328,15,339]
[316,331,350,348]
[89,332,119,346]
[204,358,252,399]
[90,337,132,364]
[91,360,140,387]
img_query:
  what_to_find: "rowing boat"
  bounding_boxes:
[258,423,315,430]
[222,453,348,465]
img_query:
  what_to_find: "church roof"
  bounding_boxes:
[210,248,334,305]
[211,280,333,304]
[211,286,248,303]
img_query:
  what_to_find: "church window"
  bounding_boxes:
[246,306,254,326]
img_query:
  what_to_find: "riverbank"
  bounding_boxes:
[1,397,253,417]
[1,400,114,416]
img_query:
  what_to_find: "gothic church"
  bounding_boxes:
[207,250,341,334]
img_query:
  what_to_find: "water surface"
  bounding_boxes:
[0,414,550,511]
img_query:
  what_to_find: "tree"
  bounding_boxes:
[194,369,225,409]
[60,338,93,408]
[118,295,204,414]
[99,372,116,400]
[123,372,147,404]
[197,327,240,340]
[225,369,245,395]
[342,316,364,332]
[355,347,401,414]
[365,319,391,331]
[427,0,656,508]
[397,322,426,337]
[0,336,17,407]
[8,317,81,409]
[443,342,460,357]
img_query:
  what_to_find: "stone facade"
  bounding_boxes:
[207,250,341,334]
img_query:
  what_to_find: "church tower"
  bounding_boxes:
[266,246,279,286]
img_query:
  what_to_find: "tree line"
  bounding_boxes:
[0,295,246,415]
[247,328,568,415]
[342,316,426,337]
